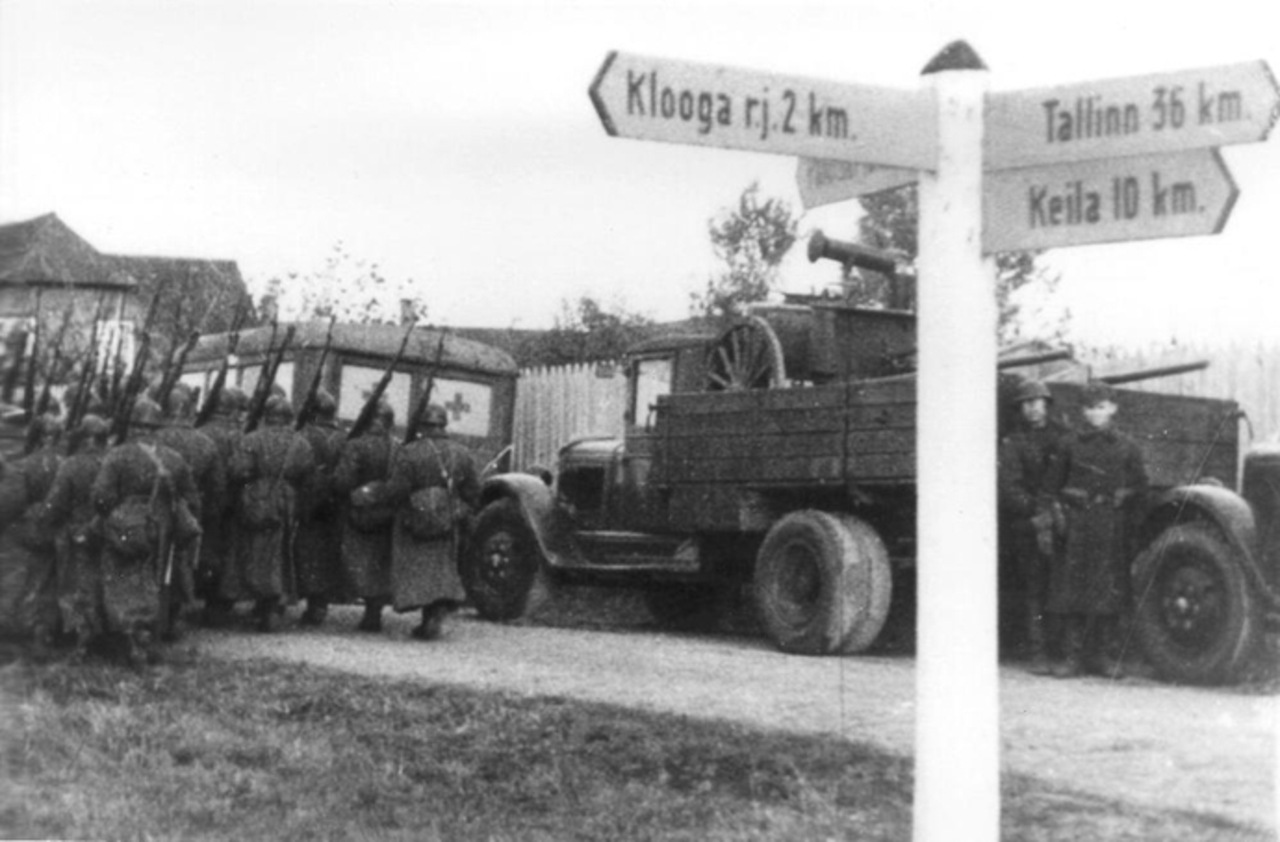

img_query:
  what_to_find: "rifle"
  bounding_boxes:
[111,291,163,445]
[20,289,43,417]
[155,289,227,419]
[244,323,296,433]
[194,303,248,428]
[32,300,76,420]
[294,316,338,431]
[404,329,448,444]
[67,292,109,429]
[346,322,416,441]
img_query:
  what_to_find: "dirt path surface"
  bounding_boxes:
[190,607,1277,832]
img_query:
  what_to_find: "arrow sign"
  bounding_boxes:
[982,149,1238,253]
[987,61,1280,169]
[589,51,936,169]
[795,158,917,209]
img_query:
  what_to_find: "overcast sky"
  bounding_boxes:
[2,0,1278,348]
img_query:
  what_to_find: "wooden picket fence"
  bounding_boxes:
[510,341,1280,474]
[512,361,628,471]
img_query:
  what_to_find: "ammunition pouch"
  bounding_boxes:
[348,481,394,532]
[240,478,284,531]
[402,486,456,541]
[104,498,157,560]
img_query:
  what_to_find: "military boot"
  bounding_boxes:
[357,600,385,632]
[1084,615,1125,679]
[1025,599,1052,675]
[1051,615,1085,678]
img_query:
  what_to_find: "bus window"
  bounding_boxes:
[338,366,411,425]
[430,378,492,438]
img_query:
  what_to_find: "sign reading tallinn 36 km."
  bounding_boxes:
[589,51,936,170]
[786,61,1278,252]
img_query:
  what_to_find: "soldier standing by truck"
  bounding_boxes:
[154,384,224,636]
[195,386,248,626]
[39,414,111,654]
[91,398,201,665]
[384,404,480,641]
[333,401,397,632]
[1049,381,1148,679]
[0,414,63,654]
[224,395,314,632]
[997,378,1068,675]
[294,389,346,626]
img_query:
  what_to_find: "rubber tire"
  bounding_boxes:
[1131,522,1262,685]
[643,584,719,631]
[461,499,542,622]
[753,510,892,655]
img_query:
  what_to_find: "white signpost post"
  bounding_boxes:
[589,45,1277,842]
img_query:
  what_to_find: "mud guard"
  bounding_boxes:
[478,473,584,569]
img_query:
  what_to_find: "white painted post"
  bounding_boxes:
[913,42,1000,842]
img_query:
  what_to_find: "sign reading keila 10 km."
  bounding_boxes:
[983,150,1238,252]
[986,62,1280,169]
[589,51,936,170]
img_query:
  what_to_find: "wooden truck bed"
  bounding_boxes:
[650,377,1239,533]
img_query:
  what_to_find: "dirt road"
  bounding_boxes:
[190,607,1277,832]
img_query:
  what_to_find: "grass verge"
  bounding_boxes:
[1,653,1272,841]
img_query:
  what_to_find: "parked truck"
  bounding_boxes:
[464,238,1275,684]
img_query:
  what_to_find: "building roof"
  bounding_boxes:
[0,213,133,288]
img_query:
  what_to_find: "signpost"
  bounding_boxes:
[589,51,937,169]
[589,44,1276,842]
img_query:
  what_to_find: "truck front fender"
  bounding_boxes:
[478,473,582,569]
[1139,484,1280,611]
[1140,484,1258,566]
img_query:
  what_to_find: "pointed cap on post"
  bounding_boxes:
[921,40,987,75]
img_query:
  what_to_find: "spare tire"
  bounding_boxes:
[753,510,892,655]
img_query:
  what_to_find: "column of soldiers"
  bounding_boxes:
[998,378,1148,679]
[0,377,481,666]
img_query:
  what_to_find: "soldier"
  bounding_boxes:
[0,414,64,653]
[294,389,346,625]
[383,404,480,641]
[997,378,1068,674]
[91,398,201,665]
[196,385,248,626]
[154,383,224,636]
[333,400,396,632]
[224,394,314,632]
[1049,381,1148,679]
[40,414,111,653]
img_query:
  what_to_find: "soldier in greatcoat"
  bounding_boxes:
[1048,381,1148,679]
[224,395,314,631]
[294,389,346,625]
[0,414,64,651]
[382,405,480,640]
[997,378,1069,674]
[332,401,396,632]
[91,398,201,665]
[154,384,224,635]
[39,414,111,652]
[195,386,248,626]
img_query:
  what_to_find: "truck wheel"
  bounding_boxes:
[462,499,542,621]
[753,510,892,655]
[1131,522,1262,685]
[643,584,719,631]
